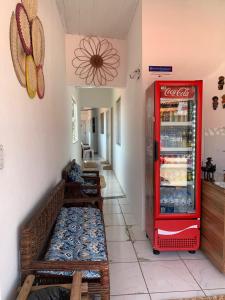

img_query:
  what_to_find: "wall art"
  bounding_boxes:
[212,96,218,110]
[10,0,45,99]
[218,76,224,90]
[222,94,225,109]
[72,36,120,86]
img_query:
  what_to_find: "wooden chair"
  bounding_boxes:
[17,272,89,300]
[62,159,103,210]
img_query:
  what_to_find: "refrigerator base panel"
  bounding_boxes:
[154,219,200,251]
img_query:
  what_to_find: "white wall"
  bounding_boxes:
[112,1,143,224]
[98,108,109,160]
[79,87,113,108]
[68,86,82,165]
[0,1,70,299]
[65,34,127,87]
[112,88,126,189]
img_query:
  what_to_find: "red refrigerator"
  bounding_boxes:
[145,80,202,254]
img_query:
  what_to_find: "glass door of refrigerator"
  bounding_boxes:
[159,85,197,214]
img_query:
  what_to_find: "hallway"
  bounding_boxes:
[102,170,225,299]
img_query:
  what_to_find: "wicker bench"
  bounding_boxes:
[62,160,103,210]
[20,180,110,299]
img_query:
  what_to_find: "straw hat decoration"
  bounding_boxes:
[9,0,45,99]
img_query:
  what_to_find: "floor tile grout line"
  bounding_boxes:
[110,198,150,295]
[131,232,151,295]
[111,292,150,297]
[118,200,151,295]
[149,289,206,294]
[181,258,206,296]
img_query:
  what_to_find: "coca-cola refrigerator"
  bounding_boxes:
[145,80,202,254]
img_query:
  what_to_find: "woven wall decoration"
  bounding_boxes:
[22,0,37,21]
[10,12,26,87]
[15,3,32,55]
[37,65,45,99]
[72,36,120,86]
[32,16,45,66]
[10,0,45,99]
[26,55,37,98]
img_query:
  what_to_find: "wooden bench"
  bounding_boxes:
[62,160,103,210]
[20,180,110,299]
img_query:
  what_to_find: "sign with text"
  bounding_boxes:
[149,66,173,72]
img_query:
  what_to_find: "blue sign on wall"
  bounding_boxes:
[149,66,173,72]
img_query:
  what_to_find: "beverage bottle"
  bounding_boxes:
[182,130,187,147]
[188,101,193,121]
[180,111,185,122]
[171,111,175,122]
[187,129,193,147]
[169,110,173,122]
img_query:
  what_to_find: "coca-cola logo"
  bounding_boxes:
[161,87,195,99]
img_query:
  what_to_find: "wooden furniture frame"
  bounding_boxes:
[17,272,89,300]
[201,180,225,273]
[62,159,103,210]
[20,180,109,299]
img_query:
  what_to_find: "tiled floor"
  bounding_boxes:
[100,166,225,300]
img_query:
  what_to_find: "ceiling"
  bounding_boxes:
[56,0,139,39]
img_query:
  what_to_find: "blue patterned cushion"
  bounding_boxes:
[68,169,85,184]
[71,163,82,174]
[82,188,98,195]
[40,207,106,279]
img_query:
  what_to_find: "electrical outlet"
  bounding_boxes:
[0,145,3,169]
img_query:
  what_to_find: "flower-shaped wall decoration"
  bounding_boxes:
[72,36,120,86]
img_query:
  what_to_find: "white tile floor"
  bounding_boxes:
[98,162,225,299]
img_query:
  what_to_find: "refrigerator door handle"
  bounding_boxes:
[154,140,159,161]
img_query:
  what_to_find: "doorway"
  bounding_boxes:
[80,107,112,164]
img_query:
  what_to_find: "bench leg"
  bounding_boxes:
[102,294,110,300]
[97,198,103,211]
[101,269,110,300]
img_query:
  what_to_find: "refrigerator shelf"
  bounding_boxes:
[160,98,195,102]
[161,147,192,152]
[160,164,192,169]
[160,181,194,187]
[161,122,192,126]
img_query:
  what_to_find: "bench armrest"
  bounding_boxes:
[82,177,100,185]
[28,260,108,272]
[65,182,82,188]
[82,170,99,176]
